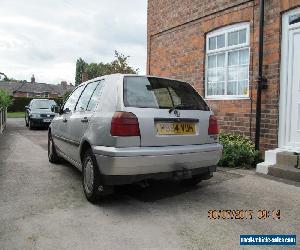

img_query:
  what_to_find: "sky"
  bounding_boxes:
[0,0,147,84]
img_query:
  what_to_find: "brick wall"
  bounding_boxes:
[49,93,60,98]
[13,92,27,97]
[13,92,60,98]
[147,0,300,152]
[147,0,251,35]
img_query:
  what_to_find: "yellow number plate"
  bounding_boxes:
[156,122,196,135]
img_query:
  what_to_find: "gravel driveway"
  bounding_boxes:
[0,118,299,250]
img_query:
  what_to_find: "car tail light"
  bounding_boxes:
[110,112,140,136]
[208,115,219,135]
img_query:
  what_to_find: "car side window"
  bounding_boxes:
[75,81,99,112]
[86,81,105,111]
[63,85,85,113]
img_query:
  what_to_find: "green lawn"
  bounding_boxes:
[7,112,25,118]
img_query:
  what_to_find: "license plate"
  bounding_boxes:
[156,122,196,135]
[43,119,52,123]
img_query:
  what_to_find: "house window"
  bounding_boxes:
[205,23,250,99]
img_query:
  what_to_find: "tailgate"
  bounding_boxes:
[125,107,212,147]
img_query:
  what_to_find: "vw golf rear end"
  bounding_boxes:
[92,75,222,188]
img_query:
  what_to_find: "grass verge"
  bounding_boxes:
[7,112,25,118]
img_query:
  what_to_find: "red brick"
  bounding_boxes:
[148,0,300,152]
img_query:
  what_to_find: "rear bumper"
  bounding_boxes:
[93,143,222,182]
[100,166,216,185]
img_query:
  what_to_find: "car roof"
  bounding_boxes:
[78,74,190,88]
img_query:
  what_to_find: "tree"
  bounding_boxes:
[0,72,9,81]
[0,72,22,82]
[0,89,13,110]
[109,51,138,75]
[75,51,138,84]
[63,90,72,102]
[75,58,87,86]
[85,63,102,80]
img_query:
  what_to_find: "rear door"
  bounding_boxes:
[123,76,213,147]
[52,85,85,156]
[67,80,104,162]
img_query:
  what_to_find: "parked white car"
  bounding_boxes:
[48,74,222,202]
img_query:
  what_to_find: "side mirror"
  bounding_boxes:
[25,105,29,110]
[51,105,61,114]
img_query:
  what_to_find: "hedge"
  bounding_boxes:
[8,97,63,112]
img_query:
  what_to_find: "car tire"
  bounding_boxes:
[48,132,60,163]
[82,148,113,203]
[29,119,34,130]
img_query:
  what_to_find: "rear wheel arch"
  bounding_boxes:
[81,147,113,203]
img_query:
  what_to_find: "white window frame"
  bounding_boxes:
[205,23,250,100]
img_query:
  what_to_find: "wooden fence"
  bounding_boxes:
[0,108,7,133]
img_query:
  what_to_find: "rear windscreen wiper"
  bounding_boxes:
[169,104,196,113]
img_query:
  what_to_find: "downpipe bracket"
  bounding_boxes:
[259,76,268,90]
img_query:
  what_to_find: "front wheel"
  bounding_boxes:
[25,115,29,127]
[82,148,113,203]
[28,119,34,130]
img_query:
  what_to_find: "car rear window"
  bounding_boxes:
[123,76,210,110]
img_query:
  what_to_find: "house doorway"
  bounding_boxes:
[279,7,300,150]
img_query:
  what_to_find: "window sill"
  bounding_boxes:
[205,96,250,101]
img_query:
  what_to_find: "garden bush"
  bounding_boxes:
[218,132,259,168]
[0,89,13,110]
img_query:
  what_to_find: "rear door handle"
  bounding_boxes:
[81,117,89,123]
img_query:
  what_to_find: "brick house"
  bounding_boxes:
[0,75,74,98]
[147,0,300,168]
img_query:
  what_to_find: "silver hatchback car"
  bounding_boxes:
[48,74,222,202]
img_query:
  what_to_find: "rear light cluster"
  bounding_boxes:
[110,112,140,136]
[208,115,219,135]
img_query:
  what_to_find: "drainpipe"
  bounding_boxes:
[255,0,268,150]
